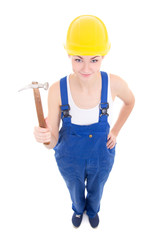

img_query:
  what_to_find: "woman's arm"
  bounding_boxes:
[44,81,61,149]
[33,80,61,149]
[107,74,135,149]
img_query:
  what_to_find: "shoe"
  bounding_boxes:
[72,212,83,228]
[88,214,99,228]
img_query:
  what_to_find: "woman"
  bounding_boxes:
[34,15,135,228]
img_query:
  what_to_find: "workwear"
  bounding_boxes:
[66,73,113,126]
[64,15,111,56]
[53,71,115,218]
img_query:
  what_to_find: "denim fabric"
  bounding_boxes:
[53,71,115,218]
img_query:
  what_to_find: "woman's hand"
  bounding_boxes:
[33,117,52,144]
[107,131,117,149]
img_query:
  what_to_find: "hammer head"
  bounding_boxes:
[18,82,49,92]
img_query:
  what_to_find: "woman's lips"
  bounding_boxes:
[80,73,92,77]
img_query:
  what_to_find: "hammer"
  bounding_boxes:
[18,82,50,145]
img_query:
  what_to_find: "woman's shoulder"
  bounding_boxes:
[109,73,128,101]
[48,79,61,106]
[109,73,129,91]
[109,73,134,103]
[48,74,71,106]
[109,73,122,83]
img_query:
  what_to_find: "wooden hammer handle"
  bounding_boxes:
[33,86,50,145]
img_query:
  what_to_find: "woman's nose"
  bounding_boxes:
[82,62,90,73]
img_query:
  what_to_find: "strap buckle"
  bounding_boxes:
[60,104,72,119]
[99,102,109,117]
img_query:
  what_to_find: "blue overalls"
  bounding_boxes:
[53,71,116,218]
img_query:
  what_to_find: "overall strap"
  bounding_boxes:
[99,71,109,123]
[60,76,71,124]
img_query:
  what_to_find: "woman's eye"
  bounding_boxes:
[91,59,98,63]
[75,59,82,62]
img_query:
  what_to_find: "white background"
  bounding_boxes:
[0,0,160,239]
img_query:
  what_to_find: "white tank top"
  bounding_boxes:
[66,73,114,127]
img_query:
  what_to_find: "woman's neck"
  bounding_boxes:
[70,71,101,93]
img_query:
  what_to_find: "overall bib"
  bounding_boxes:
[53,71,116,218]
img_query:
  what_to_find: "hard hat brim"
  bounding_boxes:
[64,42,111,56]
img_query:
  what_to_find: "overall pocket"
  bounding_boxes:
[105,135,116,157]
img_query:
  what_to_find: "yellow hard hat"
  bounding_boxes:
[64,15,111,56]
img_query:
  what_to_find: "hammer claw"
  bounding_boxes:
[18,82,49,92]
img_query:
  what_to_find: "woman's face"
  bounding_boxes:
[69,55,104,80]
